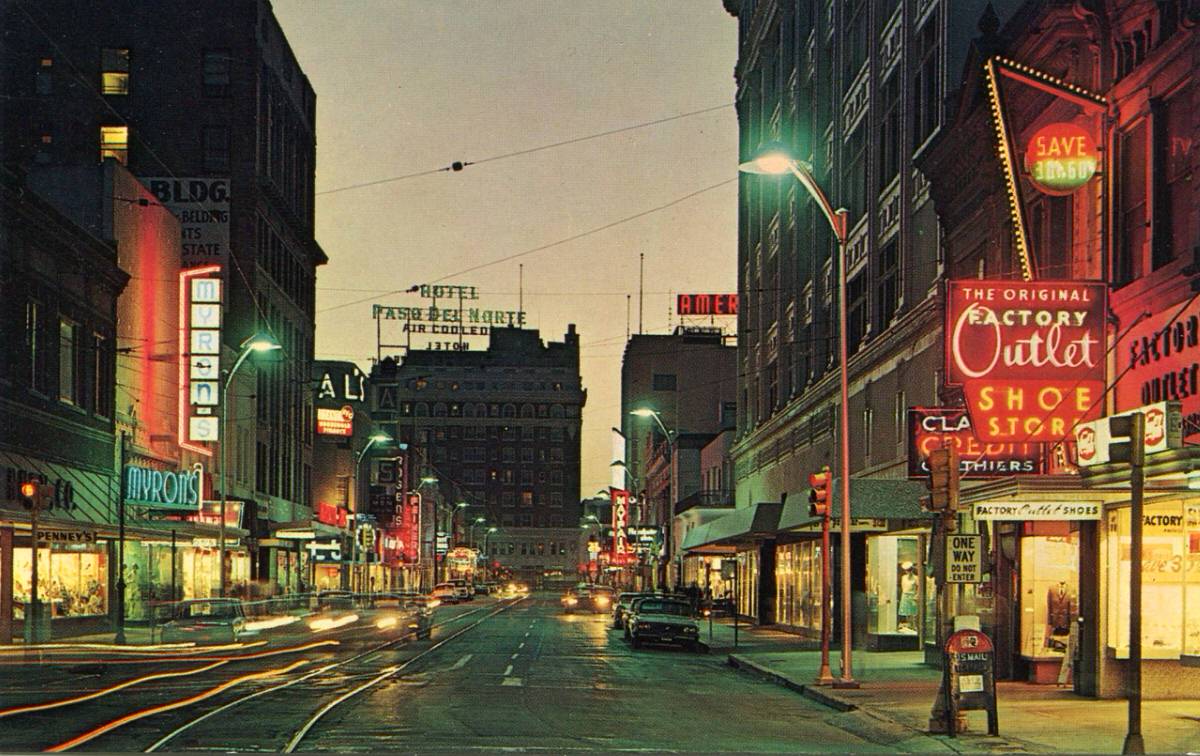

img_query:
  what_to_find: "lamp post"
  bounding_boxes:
[630,408,676,591]
[220,334,281,598]
[482,526,498,583]
[417,476,439,585]
[740,146,858,688]
[469,516,487,548]
[352,433,393,594]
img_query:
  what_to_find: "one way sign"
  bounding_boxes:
[946,534,982,584]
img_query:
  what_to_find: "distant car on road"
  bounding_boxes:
[448,579,473,601]
[432,583,461,604]
[373,592,434,639]
[625,596,701,651]
[560,589,581,612]
[160,598,247,644]
[586,585,615,613]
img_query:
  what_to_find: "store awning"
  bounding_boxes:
[681,501,782,552]
[777,479,931,532]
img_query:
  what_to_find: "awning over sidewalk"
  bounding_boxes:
[777,479,931,531]
[681,501,782,551]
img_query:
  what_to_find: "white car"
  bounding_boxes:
[432,583,461,604]
[448,579,473,601]
[160,598,247,644]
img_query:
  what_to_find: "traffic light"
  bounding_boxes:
[19,480,52,511]
[808,466,831,518]
[1107,413,1145,466]
[927,446,960,512]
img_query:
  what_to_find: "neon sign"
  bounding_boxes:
[124,463,204,510]
[677,294,738,316]
[906,407,1041,478]
[179,266,222,453]
[316,405,354,436]
[1024,122,1098,196]
[610,489,634,564]
[945,280,1107,442]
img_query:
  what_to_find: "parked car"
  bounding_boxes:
[432,583,461,604]
[612,592,657,629]
[161,598,247,644]
[625,596,701,651]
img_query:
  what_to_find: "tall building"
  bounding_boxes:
[370,326,586,583]
[3,0,325,592]
[711,0,1013,633]
[918,0,1200,696]
[0,166,129,640]
[620,328,737,587]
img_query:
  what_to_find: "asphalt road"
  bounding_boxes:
[0,594,894,753]
[299,595,882,753]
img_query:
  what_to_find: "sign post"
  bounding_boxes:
[943,629,999,738]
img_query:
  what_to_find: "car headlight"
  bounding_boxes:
[684,626,698,633]
[637,622,650,630]
[594,597,610,607]
[565,596,578,605]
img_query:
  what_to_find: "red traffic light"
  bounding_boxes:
[808,466,831,517]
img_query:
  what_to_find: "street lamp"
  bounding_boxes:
[351,432,394,594]
[220,334,281,598]
[451,501,469,546]
[482,526,499,583]
[469,516,487,548]
[739,144,858,689]
[630,407,676,591]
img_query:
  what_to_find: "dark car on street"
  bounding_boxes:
[612,591,656,629]
[624,596,701,651]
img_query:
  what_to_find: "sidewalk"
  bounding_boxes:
[710,620,1200,754]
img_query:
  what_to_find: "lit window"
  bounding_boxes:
[100,125,129,164]
[59,317,77,404]
[101,48,130,95]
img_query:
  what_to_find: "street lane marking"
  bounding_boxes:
[510,653,519,659]
[451,654,473,670]
[502,664,513,676]
[501,676,523,686]
[518,642,525,649]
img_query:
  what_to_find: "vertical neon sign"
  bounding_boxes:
[179,265,222,454]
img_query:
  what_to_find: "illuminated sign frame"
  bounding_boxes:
[907,407,1041,478]
[676,294,738,316]
[124,463,204,510]
[1024,122,1098,196]
[179,265,222,454]
[610,489,634,564]
[316,405,355,436]
[945,279,1107,443]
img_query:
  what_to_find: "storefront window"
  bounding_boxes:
[775,541,821,631]
[737,549,759,620]
[13,546,108,619]
[866,535,920,636]
[1106,500,1189,659]
[1020,525,1078,658]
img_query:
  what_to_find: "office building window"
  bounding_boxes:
[913,20,941,148]
[100,48,129,95]
[1156,95,1191,269]
[847,272,868,354]
[1116,119,1149,286]
[26,300,48,394]
[93,333,112,418]
[202,125,229,173]
[875,238,899,332]
[203,50,231,96]
[100,125,128,164]
[58,317,78,405]
[652,373,677,391]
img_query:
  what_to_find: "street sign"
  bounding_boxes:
[945,534,983,584]
[942,629,999,737]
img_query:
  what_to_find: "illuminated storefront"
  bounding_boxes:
[865,534,928,649]
[12,545,108,620]
[1104,500,1200,659]
[774,541,821,633]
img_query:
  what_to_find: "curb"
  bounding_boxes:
[726,654,857,712]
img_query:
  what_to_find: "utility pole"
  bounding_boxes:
[1113,413,1146,755]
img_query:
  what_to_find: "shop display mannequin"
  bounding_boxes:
[898,564,918,631]
[1045,580,1073,652]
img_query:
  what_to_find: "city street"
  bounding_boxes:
[0,595,892,753]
